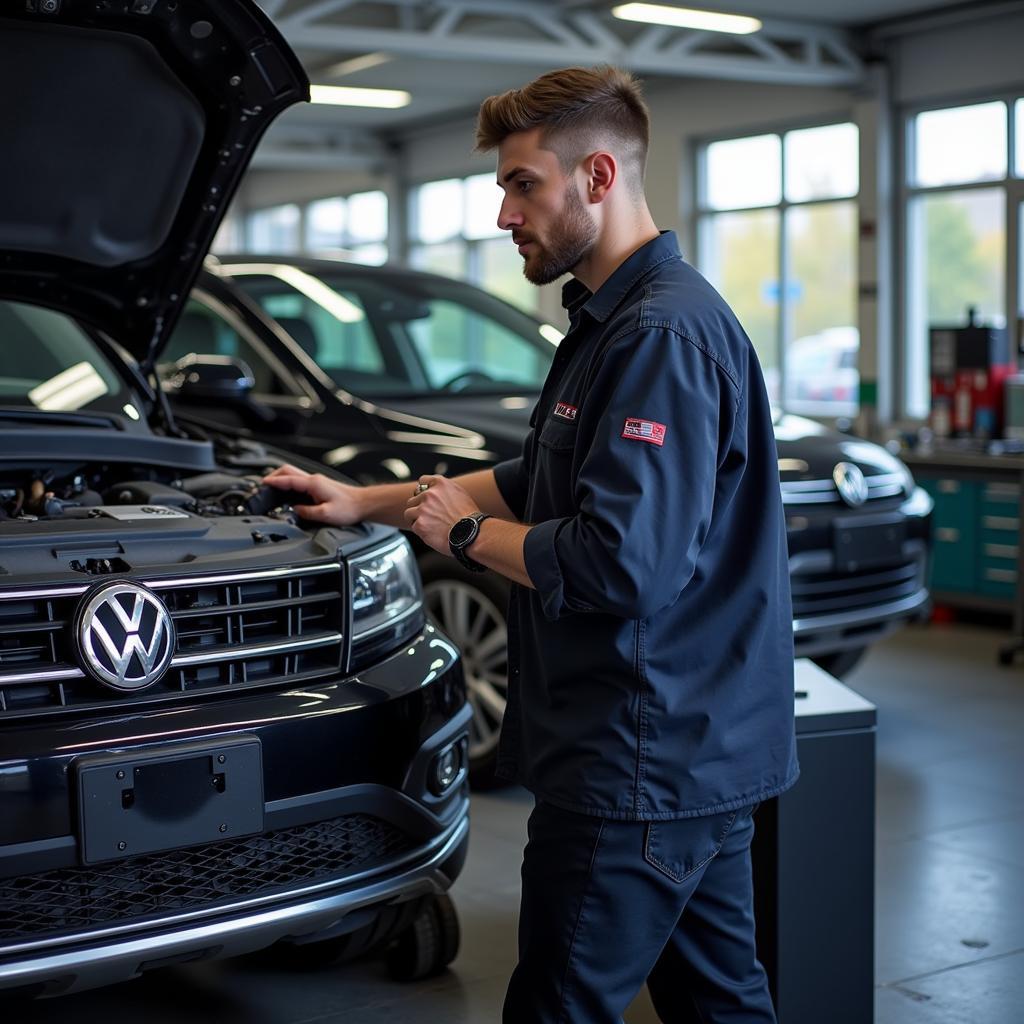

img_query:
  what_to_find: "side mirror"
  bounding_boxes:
[165,354,256,400]
[163,354,283,428]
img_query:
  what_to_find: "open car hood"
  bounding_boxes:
[0,0,308,372]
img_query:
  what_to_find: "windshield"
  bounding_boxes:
[0,301,134,415]
[228,265,559,398]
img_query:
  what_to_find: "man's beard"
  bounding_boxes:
[522,185,597,286]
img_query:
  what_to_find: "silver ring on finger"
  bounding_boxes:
[415,482,430,495]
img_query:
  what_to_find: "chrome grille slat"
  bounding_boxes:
[0,562,345,719]
[782,471,907,506]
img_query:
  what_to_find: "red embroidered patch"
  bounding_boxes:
[553,402,578,421]
[622,417,666,446]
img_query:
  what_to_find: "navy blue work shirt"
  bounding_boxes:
[493,231,798,820]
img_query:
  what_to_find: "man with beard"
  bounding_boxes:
[265,66,796,1023]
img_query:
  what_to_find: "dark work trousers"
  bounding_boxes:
[502,800,776,1024]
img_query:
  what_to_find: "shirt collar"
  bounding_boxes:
[560,230,682,324]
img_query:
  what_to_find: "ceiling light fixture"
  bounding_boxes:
[611,3,762,35]
[310,85,411,109]
[321,52,395,79]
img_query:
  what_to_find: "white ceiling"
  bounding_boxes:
[253,0,1003,166]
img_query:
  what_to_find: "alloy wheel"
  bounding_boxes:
[424,579,508,762]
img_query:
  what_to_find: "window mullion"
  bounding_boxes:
[778,201,789,407]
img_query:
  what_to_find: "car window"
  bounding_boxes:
[163,298,291,396]
[403,298,548,391]
[230,267,555,397]
[0,300,130,413]
[258,289,384,376]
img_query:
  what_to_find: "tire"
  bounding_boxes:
[385,893,460,982]
[812,646,868,679]
[419,553,511,789]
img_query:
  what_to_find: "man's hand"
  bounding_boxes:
[405,475,479,556]
[263,464,364,526]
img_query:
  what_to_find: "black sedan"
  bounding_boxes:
[163,255,933,785]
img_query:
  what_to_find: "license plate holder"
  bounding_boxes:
[77,735,263,865]
[833,515,906,572]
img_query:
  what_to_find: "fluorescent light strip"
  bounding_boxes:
[612,3,762,34]
[310,84,410,109]
[321,52,394,79]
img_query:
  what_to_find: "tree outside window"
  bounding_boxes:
[698,122,859,418]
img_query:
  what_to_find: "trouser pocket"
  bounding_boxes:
[643,808,740,883]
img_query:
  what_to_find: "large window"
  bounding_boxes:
[697,122,860,417]
[904,98,1023,417]
[240,191,389,264]
[306,191,389,265]
[409,173,538,313]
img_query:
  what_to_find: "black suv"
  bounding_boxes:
[0,2,468,998]
[160,256,933,785]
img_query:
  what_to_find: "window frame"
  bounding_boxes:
[693,113,860,416]
[898,88,1024,420]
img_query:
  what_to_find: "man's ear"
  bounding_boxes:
[583,152,616,203]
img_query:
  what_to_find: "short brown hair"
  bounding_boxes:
[475,66,650,190]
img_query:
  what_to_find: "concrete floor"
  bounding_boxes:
[14,621,1024,1023]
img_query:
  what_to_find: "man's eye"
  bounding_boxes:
[519,180,534,193]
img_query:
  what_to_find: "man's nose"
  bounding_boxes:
[497,196,523,231]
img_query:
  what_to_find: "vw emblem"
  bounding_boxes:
[75,582,175,692]
[833,462,869,508]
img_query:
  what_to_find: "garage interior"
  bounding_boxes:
[7,0,1024,1021]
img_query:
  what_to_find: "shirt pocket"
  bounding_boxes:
[537,417,578,452]
[531,417,578,519]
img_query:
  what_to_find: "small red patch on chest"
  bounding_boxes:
[553,402,578,421]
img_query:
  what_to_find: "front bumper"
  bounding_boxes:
[0,625,470,996]
[789,487,932,657]
[0,795,468,997]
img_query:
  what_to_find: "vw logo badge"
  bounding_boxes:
[833,462,869,508]
[75,581,175,692]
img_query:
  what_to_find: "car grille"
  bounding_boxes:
[0,814,414,945]
[0,563,344,718]
[791,554,926,620]
[781,471,906,505]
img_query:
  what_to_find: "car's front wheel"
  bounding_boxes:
[419,554,510,789]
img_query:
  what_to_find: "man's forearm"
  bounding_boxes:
[356,469,517,530]
[353,481,422,529]
[466,518,535,589]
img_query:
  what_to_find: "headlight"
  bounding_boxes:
[349,537,424,669]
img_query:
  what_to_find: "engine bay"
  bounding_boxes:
[0,466,312,524]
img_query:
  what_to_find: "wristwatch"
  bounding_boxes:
[448,512,492,573]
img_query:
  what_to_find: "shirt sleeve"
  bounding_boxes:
[523,327,739,621]
[492,418,535,522]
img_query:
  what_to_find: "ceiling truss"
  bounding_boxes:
[261,0,864,88]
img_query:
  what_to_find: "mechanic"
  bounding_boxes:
[265,65,797,1024]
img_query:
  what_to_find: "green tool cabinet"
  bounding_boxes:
[902,451,1024,660]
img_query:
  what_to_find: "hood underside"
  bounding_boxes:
[0,0,308,370]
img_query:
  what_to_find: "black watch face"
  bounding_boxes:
[450,517,478,547]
